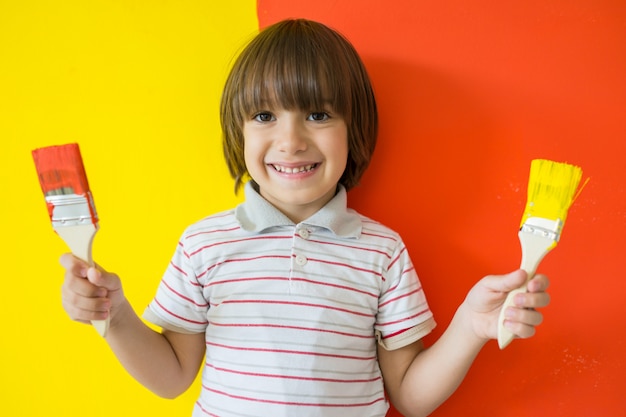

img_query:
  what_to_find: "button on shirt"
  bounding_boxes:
[294,228,310,266]
[298,227,311,239]
[144,181,435,417]
[294,253,307,266]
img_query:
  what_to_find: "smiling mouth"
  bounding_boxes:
[271,163,319,174]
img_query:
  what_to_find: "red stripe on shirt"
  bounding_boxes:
[302,256,385,281]
[209,321,372,339]
[199,389,386,408]
[168,260,188,277]
[379,286,423,308]
[162,280,209,308]
[218,299,373,318]
[291,277,378,298]
[360,230,397,242]
[186,226,240,239]
[306,238,391,259]
[154,299,208,326]
[377,308,431,327]
[206,341,376,361]
[205,275,289,288]
[388,245,408,270]
[189,235,292,257]
[196,254,291,279]
[206,362,382,383]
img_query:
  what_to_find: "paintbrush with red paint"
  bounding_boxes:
[32,143,109,337]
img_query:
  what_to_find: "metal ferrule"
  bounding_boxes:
[520,217,563,242]
[46,193,98,227]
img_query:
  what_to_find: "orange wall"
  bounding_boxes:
[258,1,626,416]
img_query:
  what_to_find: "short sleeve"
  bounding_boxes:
[143,234,209,334]
[374,239,436,349]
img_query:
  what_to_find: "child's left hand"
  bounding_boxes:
[463,270,550,342]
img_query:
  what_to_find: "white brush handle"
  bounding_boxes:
[55,224,110,337]
[497,230,555,349]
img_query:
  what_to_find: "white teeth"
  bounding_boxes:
[272,164,315,174]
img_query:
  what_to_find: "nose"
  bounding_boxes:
[276,117,308,154]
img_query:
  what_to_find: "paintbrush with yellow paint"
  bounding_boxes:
[497,159,585,349]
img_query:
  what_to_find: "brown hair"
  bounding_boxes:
[220,19,378,192]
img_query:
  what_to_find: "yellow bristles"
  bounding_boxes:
[520,159,585,227]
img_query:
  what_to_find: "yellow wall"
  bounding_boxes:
[0,1,257,415]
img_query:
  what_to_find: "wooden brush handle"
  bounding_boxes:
[55,224,110,337]
[497,230,556,349]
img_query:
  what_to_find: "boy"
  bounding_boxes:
[60,19,550,417]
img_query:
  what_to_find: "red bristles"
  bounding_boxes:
[32,143,91,196]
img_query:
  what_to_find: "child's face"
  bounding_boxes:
[243,107,348,223]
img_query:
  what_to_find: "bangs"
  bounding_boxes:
[234,24,351,118]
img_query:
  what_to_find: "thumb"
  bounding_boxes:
[86,265,120,292]
[487,269,528,293]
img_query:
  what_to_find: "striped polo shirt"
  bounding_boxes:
[144,182,436,417]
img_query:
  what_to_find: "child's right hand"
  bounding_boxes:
[59,254,125,327]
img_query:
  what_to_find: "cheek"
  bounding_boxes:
[242,127,254,160]
[334,133,349,169]
[242,135,264,175]
[242,142,255,169]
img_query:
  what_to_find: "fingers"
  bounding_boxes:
[59,253,112,324]
[59,252,89,278]
[462,270,552,342]
[61,285,110,323]
[481,270,550,306]
[502,319,538,339]
[527,273,550,293]
[502,307,543,339]
[481,269,528,293]
[60,254,121,292]
[502,273,551,340]
[504,303,543,326]
[511,273,551,309]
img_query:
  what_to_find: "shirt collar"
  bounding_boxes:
[235,181,362,238]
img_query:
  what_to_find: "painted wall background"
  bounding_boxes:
[257,1,626,416]
[1,0,624,416]
[1,1,256,416]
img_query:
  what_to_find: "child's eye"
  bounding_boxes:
[253,112,275,122]
[308,112,330,122]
